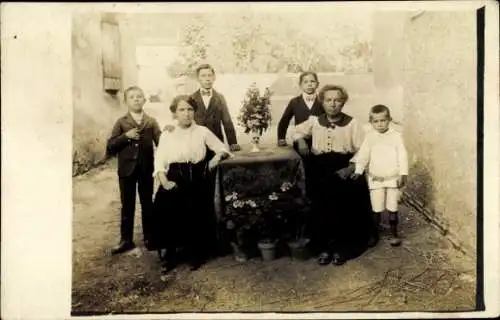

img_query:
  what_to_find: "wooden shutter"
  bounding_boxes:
[101,21,121,92]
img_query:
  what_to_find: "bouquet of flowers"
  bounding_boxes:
[237,83,273,147]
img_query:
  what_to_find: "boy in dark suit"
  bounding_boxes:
[188,64,240,152]
[106,86,162,254]
[277,72,324,152]
[187,64,240,257]
[277,72,324,199]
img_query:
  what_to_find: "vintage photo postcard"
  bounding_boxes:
[1,1,499,319]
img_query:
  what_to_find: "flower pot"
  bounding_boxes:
[287,238,310,261]
[257,240,277,261]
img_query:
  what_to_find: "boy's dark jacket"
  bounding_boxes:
[277,95,324,141]
[188,89,237,145]
[106,112,161,178]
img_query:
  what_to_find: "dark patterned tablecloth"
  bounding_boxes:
[214,144,308,255]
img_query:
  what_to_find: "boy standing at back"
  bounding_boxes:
[187,64,240,257]
[188,64,240,152]
[106,86,162,254]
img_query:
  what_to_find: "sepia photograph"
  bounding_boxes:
[70,4,484,315]
[2,2,499,319]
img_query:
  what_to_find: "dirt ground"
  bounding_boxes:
[72,160,477,314]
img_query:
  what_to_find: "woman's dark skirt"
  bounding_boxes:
[307,152,373,259]
[147,161,216,261]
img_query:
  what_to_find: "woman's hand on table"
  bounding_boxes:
[208,151,233,171]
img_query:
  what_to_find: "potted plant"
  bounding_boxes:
[257,210,279,261]
[222,193,263,261]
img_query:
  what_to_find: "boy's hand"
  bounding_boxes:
[163,125,175,133]
[336,164,355,180]
[230,144,241,152]
[398,175,408,188]
[277,139,287,147]
[297,138,309,156]
[125,128,140,140]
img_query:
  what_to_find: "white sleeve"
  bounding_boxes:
[204,127,230,154]
[354,135,371,174]
[291,117,314,141]
[349,119,367,164]
[396,133,409,175]
[153,131,170,177]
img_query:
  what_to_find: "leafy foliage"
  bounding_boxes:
[167,12,373,75]
[222,182,306,242]
[236,83,273,135]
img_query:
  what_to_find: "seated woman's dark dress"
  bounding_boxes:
[293,113,373,260]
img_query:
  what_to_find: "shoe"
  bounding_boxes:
[331,252,346,266]
[389,236,402,247]
[161,260,177,274]
[188,261,203,271]
[188,256,206,271]
[317,252,333,266]
[111,241,136,255]
[389,217,402,247]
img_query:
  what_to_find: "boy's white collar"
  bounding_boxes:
[129,111,144,119]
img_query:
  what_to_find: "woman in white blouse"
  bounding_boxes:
[149,95,231,273]
[291,84,374,266]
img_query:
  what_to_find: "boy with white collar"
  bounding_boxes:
[351,104,408,247]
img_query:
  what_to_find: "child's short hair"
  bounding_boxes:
[299,71,319,84]
[169,95,197,113]
[196,64,216,76]
[369,104,392,121]
[123,86,144,101]
[318,84,349,103]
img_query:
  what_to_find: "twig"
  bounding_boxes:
[403,280,428,290]
[407,267,430,282]
[362,286,384,307]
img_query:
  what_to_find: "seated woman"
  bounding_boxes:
[148,95,231,273]
[291,84,375,266]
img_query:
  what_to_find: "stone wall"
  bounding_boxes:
[373,10,478,254]
[72,12,137,176]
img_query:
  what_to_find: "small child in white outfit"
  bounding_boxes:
[351,105,408,246]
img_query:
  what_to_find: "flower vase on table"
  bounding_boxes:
[237,82,273,152]
[250,129,262,153]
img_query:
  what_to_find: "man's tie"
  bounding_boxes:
[306,96,315,102]
[201,89,211,96]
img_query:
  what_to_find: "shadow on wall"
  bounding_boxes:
[73,93,124,176]
[405,160,435,211]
